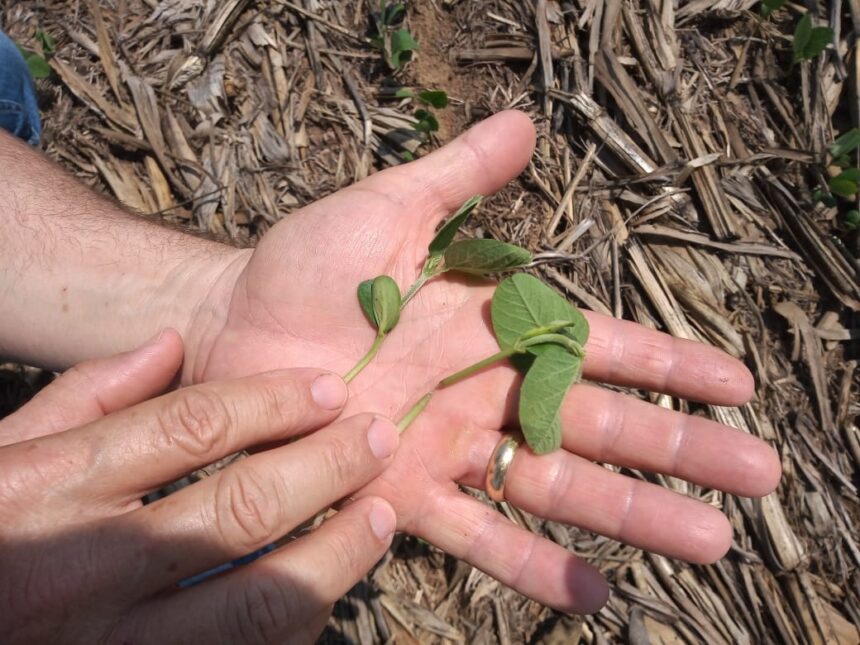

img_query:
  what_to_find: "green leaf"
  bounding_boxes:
[389,28,419,69]
[813,188,837,207]
[806,27,834,58]
[371,275,401,334]
[357,279,376,327]
[845,209,860,230]
[25,54,51,78]
[519,345,581,454]
[830,129,860,160]
[417,90,449,108]
[793,14,812,60]
[36,29,55,57]
[381,2,405,26]
[793,15,833,62]
[491,274,589,358]
[394,87,414,98]
[414,109,439,133]
[428,195,483,255]
[829,168,860,198]
[443,239,532,275]
[760,0,786,17]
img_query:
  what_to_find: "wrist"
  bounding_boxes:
[173,247,252,386]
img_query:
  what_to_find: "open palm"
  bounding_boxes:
[193,112,780,613]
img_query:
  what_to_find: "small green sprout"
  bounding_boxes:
[398,274,589,454]
[760,0,786,17]
[15,29,55,80]
[345,196,533,383]
[369,2,419,70]
[793,15,834,62]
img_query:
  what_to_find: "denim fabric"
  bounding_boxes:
[0,30,41,145]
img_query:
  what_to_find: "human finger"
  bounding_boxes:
[556,384,781,497]
[459,435,733,565]
[110,414,398,596]
[409,487,608,614]
[116,497,396,644]
[582,311,755,405]
[0,328,183,447]
[0,368,350,519]
[348,110,536,231]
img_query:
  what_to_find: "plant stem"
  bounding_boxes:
[392,330,585,433]
[438,347,519,388]
[397,392,432,432]
[344,332,386,383]
[400,273,430,308]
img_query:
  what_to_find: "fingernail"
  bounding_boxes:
[369,500,396,541]
[366,416,398,460]
[310,373,348,410]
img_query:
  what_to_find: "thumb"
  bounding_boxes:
[365,110,535,224]
[0,329,184,447]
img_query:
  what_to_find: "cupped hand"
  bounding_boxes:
[0,331,398,644]
[193,111,782,614]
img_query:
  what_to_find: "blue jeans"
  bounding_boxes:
[0,30,41,145]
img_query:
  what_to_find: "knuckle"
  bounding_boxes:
[255,379,307,433]
[318,433,359,491]
[155,388,231,458]
[318,523,364,581]
[227,576,294,643]
[545,456,573,516]
[214,467,281,551]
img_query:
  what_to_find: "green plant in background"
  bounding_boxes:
[345,195,588,455]
[759,0,786,17]
[369,3,451,149]
[792,14,834,62]
[394,88,449,135]
[758,2,833,64]
[369,1,418,70]
[812,129,860,239]
[15,29,55,79]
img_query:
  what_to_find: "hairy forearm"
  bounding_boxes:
[0,129,247,370]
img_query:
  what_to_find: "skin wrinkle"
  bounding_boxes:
[601,318,628,385]
[656,336,678,394]
[613,476,639,546]
[544,453,573,518]
[457,502,496,569]
[507,529,541,593]
[596,388,626,464]
[668,410,693,478]
[66,363,112,420]
[179,249,251,385]
[214,466,280,554]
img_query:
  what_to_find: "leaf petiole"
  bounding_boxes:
[438,347,519,388]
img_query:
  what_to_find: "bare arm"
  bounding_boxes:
[0,129,245,370]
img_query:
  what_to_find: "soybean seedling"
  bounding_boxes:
[397,273,589,454]
[344,196,533,382]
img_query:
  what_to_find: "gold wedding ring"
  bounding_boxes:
[485,433,520,502]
